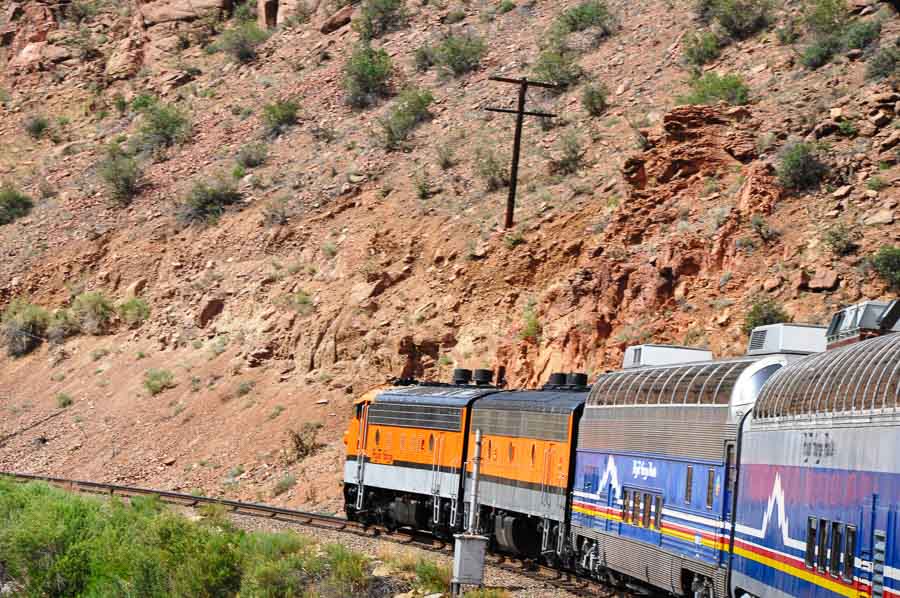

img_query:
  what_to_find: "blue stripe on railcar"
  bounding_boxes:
[572,449,729,567]
[732,462,900,597]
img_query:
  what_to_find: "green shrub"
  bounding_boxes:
[281,291,314,314]
[743,296,791,334]
[144,369,175,395]
[866,47,899,81]
[695,0,716,21]
[236,143,268,168]
[557,0,614,34]
[177,178,243,226]
[804,0,848,36]
[464,590,510,598]
[56,393,73,408]
[710,0,771,39]
[1,299,49,357]
[353,0,408,40]
[119,297,150,327]
[549,131,585,175]
[134,103,191,155]
[234,0,257,21]
[24,115,50,139]
[873,246,900,290]
[532,45,582,89]
[842,19,881,50]
[272,474,297,497]
[581,82,608,116]
[378,87,434,150]
[0,183,34,225]
[262,100,299,136]
[821,222,858,255]
[434,33,487,76]
[130,93,158,111]
[776,18,800,44]
[98,145,141,205]
[776,141,827,191]
[498,0,515,13]
[288,422,324,461]
[678,72,749,105]
[683,30,720,65]
[520,300,542,342]
[47,309,79,344]
[414,43,436,71]
[72,291,115,335]
[415,559,451,593]
[800,35,841,69]
[867,176,886,191]
[475,146,509,191]
[344,43,393,108]
[837,120,857,136]
[218,21,269,63]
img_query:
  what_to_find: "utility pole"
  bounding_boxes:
[485,76,559,230]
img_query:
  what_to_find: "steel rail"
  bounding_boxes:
[0,471,624,597]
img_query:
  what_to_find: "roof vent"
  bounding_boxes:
[473,369,494,385]
[566,372,589,387]
[622,344,713,368]
[745,323,826,356]
[547,372,568,386]
[826,300,900,349]
[452,368,472,385]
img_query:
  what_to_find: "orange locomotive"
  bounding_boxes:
[343,369,499,537]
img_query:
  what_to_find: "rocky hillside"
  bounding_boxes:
[1,0,899,511]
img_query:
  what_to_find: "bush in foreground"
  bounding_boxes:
[776,141,827,191]
[344,43,393,108]
[143,368,175,395]
[434,33,487,77]
[378,87,434,150]
[119,297,150,327]
[709,0,772,39]
[867,47,899,81]
[98,145,142,205]
[133,103,191,156]
[0,183,33,225]
[678,72,749,105]
[353,0,408,40]
[743,296,791,334]
[683,30,720,66]
[177,178,244,226]
[218,21,269,63]
[873,246,900,290]
[262,100,299,136]
[72,291,115,335]
[0,479,381,596]
[581,82,608,116]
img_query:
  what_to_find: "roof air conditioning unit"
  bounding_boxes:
[622,344,713,369]
[745,323,827,356]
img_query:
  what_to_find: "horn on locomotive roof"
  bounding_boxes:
[473,369,494,385]
[453,368,473,385]
[826,299,900,349]
[566,372,588,387]
[547,372,568,386]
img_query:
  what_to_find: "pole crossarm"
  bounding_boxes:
[484,76,559,229]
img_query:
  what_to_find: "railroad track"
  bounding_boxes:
[0,471,623,597]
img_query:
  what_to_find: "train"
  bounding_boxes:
[343,299,900,597]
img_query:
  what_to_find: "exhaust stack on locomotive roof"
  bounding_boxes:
[453,368,473,385]
[622,344,713,368]
[542,371,590,390]
[745,323,827,356]
[826,299,900,349]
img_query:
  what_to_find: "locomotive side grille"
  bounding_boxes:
[472,408,569,442]
[579,406,733,461]
[368,403,462,431]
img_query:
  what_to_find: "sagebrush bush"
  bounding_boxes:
[678,72,749,105]
[581,82,608,116]
[777,141,827,191]
[47,309,78,344]
[532,45,582,89]
[144,369,175,395]
[353,0,408,40]
[822,222,858,256]
[743,296,791,334]
[133,103,191,156]
[177,178,244,225]
[804,0,848,36]
[218,21,269,62]
[549,131,585,175]
[130,93,157,112]
[710,0,772,39]
[235,143,268,168]
[24,115,49,139]
[1,299,49,357]
[378,87,434,150]
[72,291,115,335]
[873,246,900,290]
[434,33,486,77]
[288,422,323,461]
[272,474,297,497]
[0,183,34,225]
[475,146,509,191]
[842,19,881,50]
[683,30,720,65]
[800,35,841,69]
[414,43,436,71]
[56,393,73,408]
[519,300,542,342]
[119,297,150,327]
[415,559,451,593]
[98,145,141,205]
[866,47,899,81]
[557,0,614,34]
[344,43,393,108]
[262,100,298,136]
